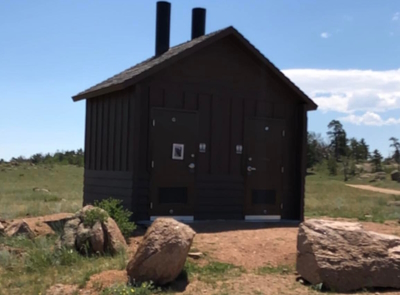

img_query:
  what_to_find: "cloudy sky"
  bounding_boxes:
[1,0,400,160]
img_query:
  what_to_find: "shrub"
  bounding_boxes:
[94,198,136,239]
[83,208,109,227]
[101,282,158,295]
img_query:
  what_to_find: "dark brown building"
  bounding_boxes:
[72,2,317,222]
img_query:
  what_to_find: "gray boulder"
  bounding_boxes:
[297,219,400,292]
[59,206,126,255]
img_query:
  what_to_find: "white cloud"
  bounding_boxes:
[339,112,400,126]
[392,12,400,21]
[320,32,331,38]
[282,68,400,126]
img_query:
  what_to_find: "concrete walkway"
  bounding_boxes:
[346,184,400,196]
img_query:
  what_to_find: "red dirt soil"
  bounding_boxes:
[44,218,400,295]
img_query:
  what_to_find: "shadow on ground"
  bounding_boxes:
[133,220,299,235]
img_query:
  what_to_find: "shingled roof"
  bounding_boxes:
[72,26,317,110]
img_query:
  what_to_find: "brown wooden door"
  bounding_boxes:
[149,108,198,216]
[244,118,284,217]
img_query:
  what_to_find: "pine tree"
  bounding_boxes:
[371,149,383,172]
[327,120,348,161]
[359,138,369,160]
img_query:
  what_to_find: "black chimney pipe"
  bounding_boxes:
[155,1,171,56]
[191,8,206,39]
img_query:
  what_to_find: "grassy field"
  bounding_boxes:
[306,173,400,222]
[0,162,400,294]
[1,162,399,222]
[0,163,83,219]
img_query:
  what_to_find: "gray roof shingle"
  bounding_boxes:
[73,28,226,100]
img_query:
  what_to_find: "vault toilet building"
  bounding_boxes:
[72,2,317,222]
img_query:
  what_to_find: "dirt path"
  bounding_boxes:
[346,184,400,195]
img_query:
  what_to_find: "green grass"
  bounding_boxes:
[0,235,128,295]
[184,260,244,284]
[101,282,161,295]
[254,264,294,275]
[0,163,83,219]
[1,161,400,294]
[305,173,400,222]
[305,162,400,222]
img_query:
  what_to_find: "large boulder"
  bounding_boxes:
[126,218,196,285]
[297,219,400,292]
[58,206,127,255]
[391,170,399,181]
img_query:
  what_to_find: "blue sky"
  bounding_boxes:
[1,0,400,160]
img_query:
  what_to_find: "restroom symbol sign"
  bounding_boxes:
[172,143,184,160]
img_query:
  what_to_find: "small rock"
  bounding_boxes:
[0,222,4,234]
[188,252,203,259]
[5,220,35,238]
[387,201,400,207]
[33,187,50,193]
[391,170,399,181]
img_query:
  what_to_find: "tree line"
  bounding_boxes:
[0,149,84,167]
[308,120,399,178]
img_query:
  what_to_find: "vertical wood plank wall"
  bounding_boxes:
[131,36,305,220]
[83,88,136,213]
[83,35,309,221]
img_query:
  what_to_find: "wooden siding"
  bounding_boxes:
[83,170,133,211]
[136,36,304,220]
[83,87,137,215]
[85,88,135,171]
[83,35,308,221]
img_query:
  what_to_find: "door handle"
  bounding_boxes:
[247,166,256,172]
[188,163,195,169]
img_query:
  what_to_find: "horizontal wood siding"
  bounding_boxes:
[196,176,244,220]
[83,170,133,212]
